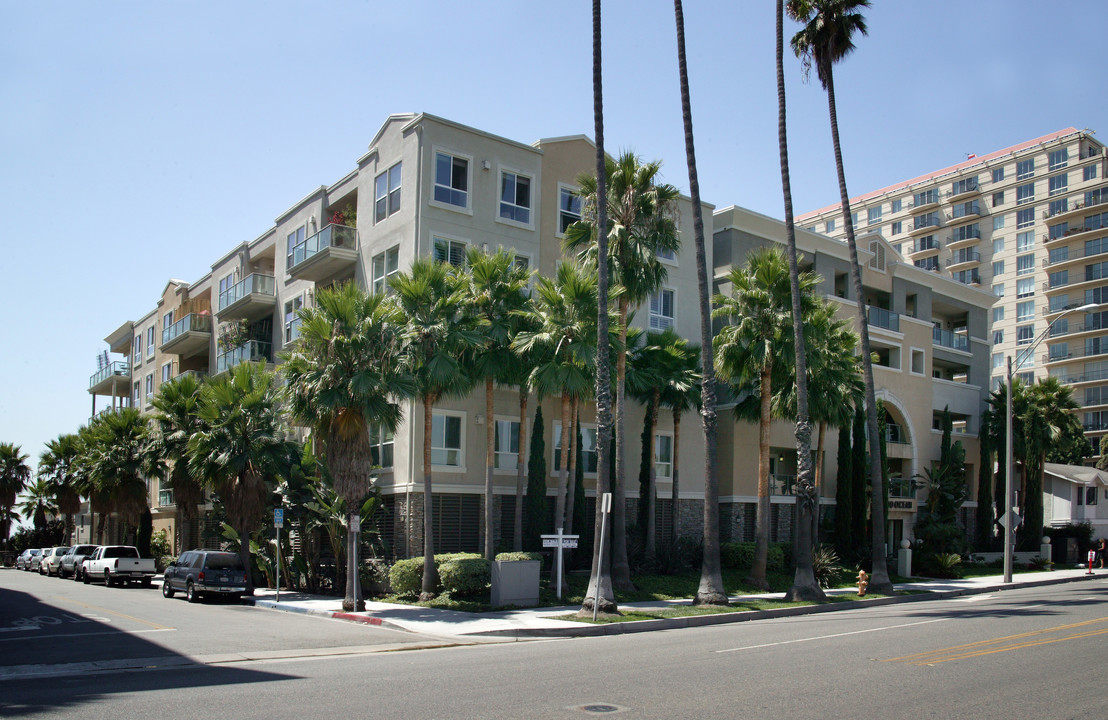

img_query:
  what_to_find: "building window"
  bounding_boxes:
[375,162,402,222]
[1017,158,1035,180]
[286,225,305,269]
[369,424,394,468]
[1017,300,1035,321]
[133,381,141,408]
[1050,293,1071,311]
[1049,174,1068,197]
[1017,278,1035,298]
[994,237,1005,254]
[1017,231,1035,252]
[1049,269,1069,289]
[650,289,675,330]
[499,170,532,224]
[1016,325,1034,345]
[891,220,902,235]
[431,412,463,467]
[162,312,174,335]
[133,335,142,365]
[161,362,172,383]
[993,260,1005,276]
[914,189,938,206]
[655,433,673,479]
[1016,182,1035,205]
[433,151,469,208]
[993,329,1004,345]
[992,217,1005,234]
[992,353,1004,370]
[284,295,304,343]
[992,191,1005,207]
[993,283,1005,297]
[914,257,939,271]
[1017,209,1035,229]
[146,327,155,357]
[372,245,400,294]
[558,185,582,235]
[433,237,466,267]
[494,419,520,470]
[952,177,978,196]
[993,306,1005,323]
[993,168,1005,183]
[1084,165,1098,182]
[868,207,882,225]
[851,211,858,227]
[1017,254,1035,276]
[1049,148,1069,171]
[892,199,903,213]
[553,423,598,474]
[145,373,154,400]
[825,219,836,233]
[914,211,939,230]
[1049,198,1069,217]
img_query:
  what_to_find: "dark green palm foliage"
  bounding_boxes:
[514,262,599,549]
[390,257,481,599]
[85,408,154,544]
[713,246,821,589]
[20,477,57,531]
[38,434,82,542]
[657,335,701,543]
[1022,379,1080,547]
[282,283,413,611]
[188,362,289,593]
[72,422,110,544]
[463,247,533,560]
[564,150,680,593]
[0,443,31,547]
[149,373,207,553]
[975,408,995,550]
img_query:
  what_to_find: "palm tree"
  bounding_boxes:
[714,246,822,591]
[38,434,82,543]
[657,334,701,543]
[390,257,480,600]
[565,150,680,592]
[787,0,891,593]
[506,298,540,552]
[188,362,289,595]
[514,262,598,562]
[19,477,57,531]
[85,408,154,545]
[149,374,207,554]
[672,0,728,605]
[0,443,30,548]
[1023,379,1081,547]
[282,283,414,611]
[462,247,533,560]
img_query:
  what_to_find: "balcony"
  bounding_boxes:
[216,340,273,374]
[946,250,981,270]
[908,237,940,257]
[1043,301,1100,317]
[89,361,130,395]
[867,306,900,332]
[174,369,209,383]
[1043,194,1108,223]
[1050,366,1108,385]
[947,180,981,201]
[770,474,797,497]
[910,195,941,212]
[217,274,276,321]
[1043,343,1108,365]
[909,216,942,236]
[160,313,212,358]
[286,224,358,283]
[932,327,969,352]
[1048,318,1106,339]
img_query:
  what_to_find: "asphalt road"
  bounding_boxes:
[3,569,1106,719]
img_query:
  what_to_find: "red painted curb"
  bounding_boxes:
[331,612,383,625]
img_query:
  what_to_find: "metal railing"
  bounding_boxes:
[218,274,275,312]
[161,313,212,346]
[216,340,272,374]
[287,224,358,271]
[946,250,981,267]
[867,306,900,332]
[770,474,796,496]
[89,361,130,388]
[932,327,969,351]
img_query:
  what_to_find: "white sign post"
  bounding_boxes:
[541,527,579,600]
[1088,549,1097,575]
[274,508,284,602]
[593,492,612,622]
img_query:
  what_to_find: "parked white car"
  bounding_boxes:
[83,546,156,587]
[41,547,69,576]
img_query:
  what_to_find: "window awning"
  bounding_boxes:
[1043,463,1108,487]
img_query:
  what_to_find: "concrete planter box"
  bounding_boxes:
[491,559,540,607]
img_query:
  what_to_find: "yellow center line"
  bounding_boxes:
[883,617,1108,665]
[54,597,174,631]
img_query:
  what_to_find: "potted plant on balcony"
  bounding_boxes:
[218,321,250,353]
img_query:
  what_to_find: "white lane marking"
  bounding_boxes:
[0,628,175,644]
[715,618,951,653]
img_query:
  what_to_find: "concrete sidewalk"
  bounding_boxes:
[245,567,1107,639]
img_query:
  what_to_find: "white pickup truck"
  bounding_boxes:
[82,545,156,587]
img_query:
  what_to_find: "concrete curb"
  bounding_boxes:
[248,598,409,634]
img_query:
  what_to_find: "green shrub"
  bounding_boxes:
[439,557,491,596]
[388,557,425,596]
[720,541,786,571]
[767,543,787,572]
[1028,555,1052,570]
[918,551,963,579]
[495,551,542,563]
[811,545,842,589]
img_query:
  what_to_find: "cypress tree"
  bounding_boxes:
[833,418,853,559]
[524,407,548,552]
[975,409,995,550]
[851,403,867,556]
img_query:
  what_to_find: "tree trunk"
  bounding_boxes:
[514,389,528,552]
[811,420,827,548]
[646,390,660,557]
[555,393,571,532]
[611,297,634,591]
[420,394,439,600]
[238,518,253,594]
[749,364,773,591]
[484,378,495,561]
[671,407,681,542]
[674,0,726,606]
[566,398,580,535]
[823,60,892,594]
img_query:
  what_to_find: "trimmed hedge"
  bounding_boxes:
[720,542,789,572]
[495,551,542,563]
[387,553,486,597]
[439,557,491,596]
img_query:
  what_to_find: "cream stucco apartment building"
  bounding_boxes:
[82,113,994,556]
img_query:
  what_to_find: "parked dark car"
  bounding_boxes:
[62,545,100,580]
[162,550,249,603]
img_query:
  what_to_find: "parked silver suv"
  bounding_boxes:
[62,545,99,579]
[162,550,249,603]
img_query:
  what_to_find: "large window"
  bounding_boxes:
[1049,148,1069,171]
[558,185,582,234]
[655,433,673,479]
[553,423,598,474]
[1017,300,1035,321]
[1016,208,1035,229]
[1016,182,1035,205]
[1049,174,1068,197]
[993,168,1005,183]
[867,207,882,225]
[494,419,520,470]
[1017,278,1035,298]
[993,306,1004,323]
[1017,231,1035,252]
[161,362,172,384]
[1017,158,1035,180]
[433,237,466,267]
[992,260,1004,276]
[914,189,938,206]
[284,294,304,343]
[499,170,532,224]
[825,219,836,233]
[1017,253,1035,275]
[891,199,903,213]
[146,327,155,357]
[433,151,469,208]
[891,221,902,235]
[1016,325,1034,345]
[1085,165,1098,182]
[431,412,463,467]
[145,373,154,400]
[133,335,142,365]
[286,225,305,269]
[650,289,675,330]
[373,245,400,294]
[370,424,394,468]
[375,162,402,222]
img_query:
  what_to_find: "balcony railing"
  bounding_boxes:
[913,216,941,230]
[867,306,900,332]
[1043,343,1108,364]
[933,327,969,351]
[946,250,981,267]
[1051,366,1108,385]
[218,274,275,313]
[287,224,358,272]
[911,237,940,253]
[89,361,130,389]
[161,313,212,346]
[770,474,796,496]
[216,340,272,374]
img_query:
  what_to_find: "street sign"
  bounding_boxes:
[541,528,580,600]
[542,537,579,548]
[998,510,1022,530]
[274,508,284,528]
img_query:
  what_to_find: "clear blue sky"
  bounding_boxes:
[2,0,1105,478]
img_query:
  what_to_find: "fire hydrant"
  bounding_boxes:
[856,569,869,597]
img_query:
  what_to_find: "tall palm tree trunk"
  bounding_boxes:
[749,366,773,591]
[671,407,681,542]
[811,421,827,546]
[674,0,726,605]
[484,377,496,560]
[421,394,439,600]
[777,0,822,600]
[581,0,617,617]
[514,389,528,552]
[822,58,892,594]
[611,299,633,591]
[566,398,580,535]
[645,389,660,557]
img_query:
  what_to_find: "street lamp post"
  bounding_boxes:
[1003,302,1097,583]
